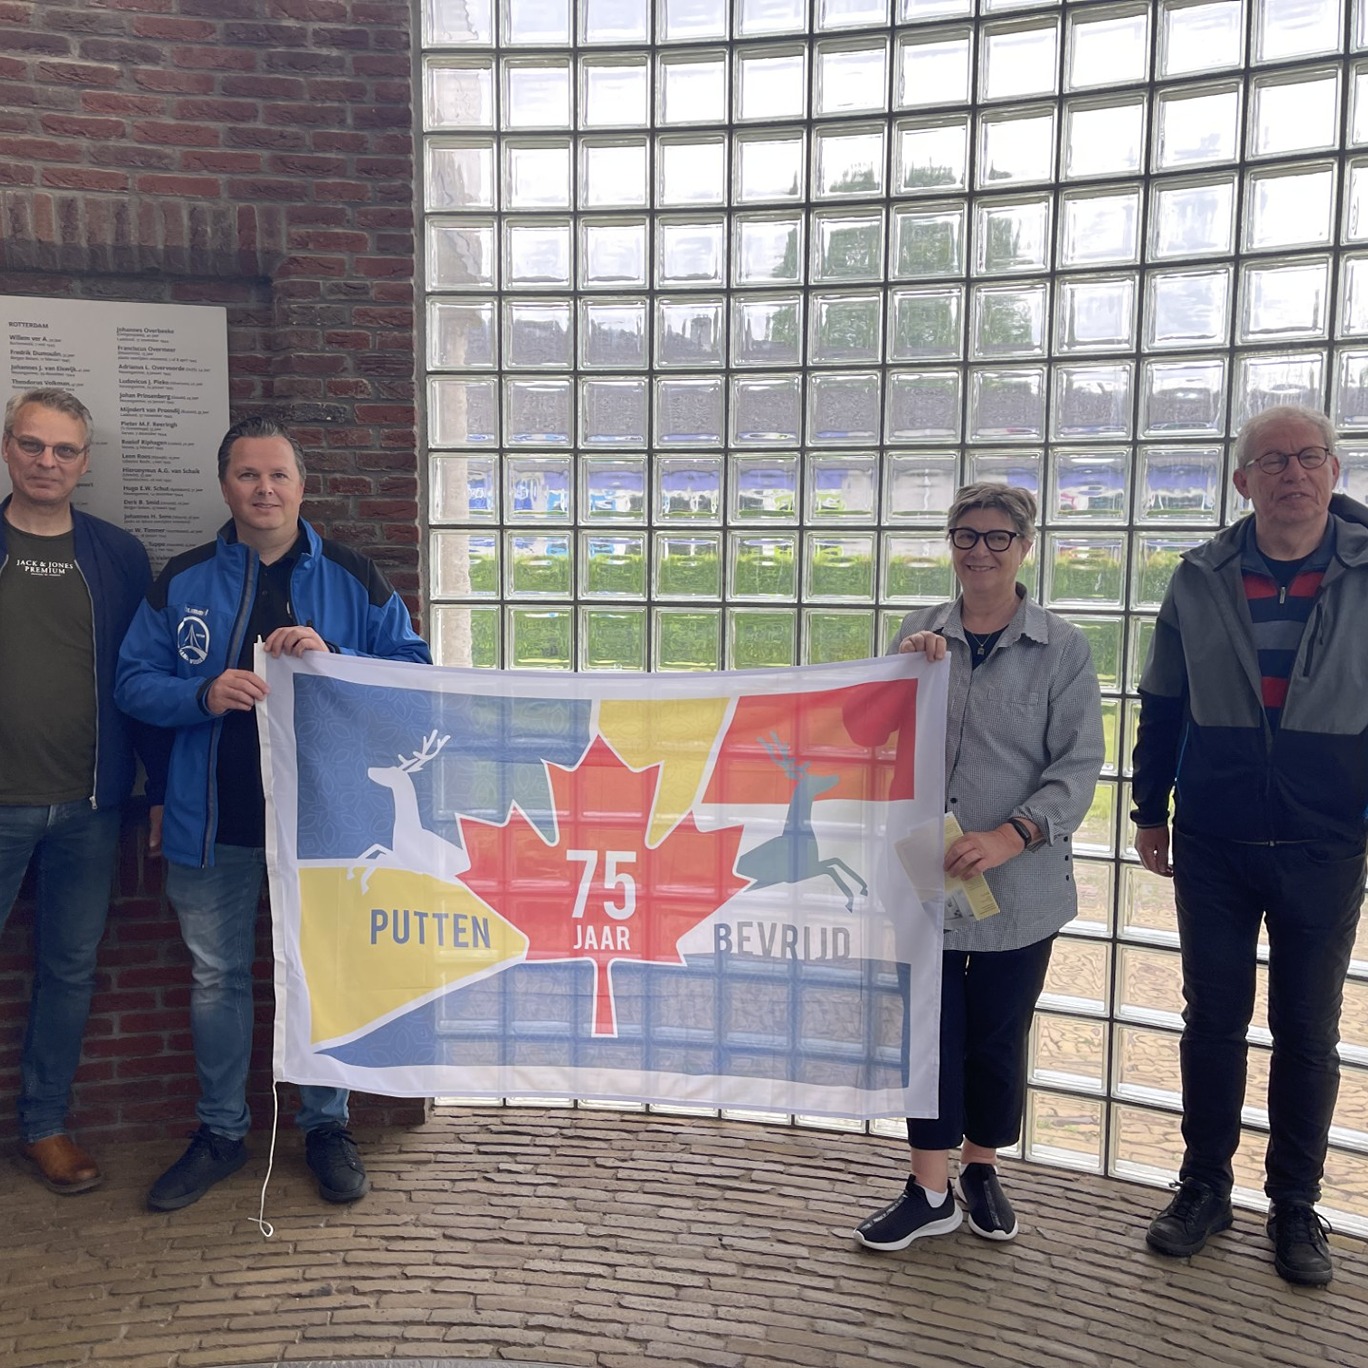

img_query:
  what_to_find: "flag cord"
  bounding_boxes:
[248,1082,279,1240]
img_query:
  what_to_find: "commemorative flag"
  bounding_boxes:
[259,649,948,1120]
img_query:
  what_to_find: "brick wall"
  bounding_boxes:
[0,0,429,1146]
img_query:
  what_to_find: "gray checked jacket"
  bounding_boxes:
[893,587,1104,953]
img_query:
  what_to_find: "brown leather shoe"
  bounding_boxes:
[21,1134,103,1194]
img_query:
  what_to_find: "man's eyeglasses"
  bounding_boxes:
[1243,445,1332,475]
[5,433,89,463]
[947,527,1024,552]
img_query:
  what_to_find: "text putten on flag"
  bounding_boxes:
[258,649,948,1121]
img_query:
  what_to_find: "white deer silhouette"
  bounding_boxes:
[348,730,470,891]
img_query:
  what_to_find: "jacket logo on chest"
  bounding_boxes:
[176,609,211,665]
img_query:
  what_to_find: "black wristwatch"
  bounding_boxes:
[1008,817,1043,851]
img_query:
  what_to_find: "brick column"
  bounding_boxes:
[0,0,429,1143]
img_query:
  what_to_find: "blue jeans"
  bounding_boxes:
[0,801,121,1144]
[165,845,348,1140]
[1174,829,1365,1206]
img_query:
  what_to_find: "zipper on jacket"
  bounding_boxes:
[74,559,101,809]
[201,549,261,866]
[1301,600,1326,678]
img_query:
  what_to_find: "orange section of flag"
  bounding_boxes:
[700,678,918,807]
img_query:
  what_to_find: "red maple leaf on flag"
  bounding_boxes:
[458,735,749,1036]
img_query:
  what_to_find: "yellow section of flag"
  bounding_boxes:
[298,866,528,1043]
[597,696,731,845]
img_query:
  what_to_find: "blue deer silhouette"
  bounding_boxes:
[734,731,868,913]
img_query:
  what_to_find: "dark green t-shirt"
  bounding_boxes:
[0,520,96,805]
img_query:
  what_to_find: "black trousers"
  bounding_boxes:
[1173,829,1364,1205]
[906,936,1056,1152]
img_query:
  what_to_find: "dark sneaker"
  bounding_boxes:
[147,1126,248,1212]
[1268,1202,1333,1287]
[854,1179,963,1251]
[955,1162,1018,1241]
[305,1124,370,1203]
[1145,1178,1234,1257]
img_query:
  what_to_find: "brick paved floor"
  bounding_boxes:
[3,1110,1366,1368]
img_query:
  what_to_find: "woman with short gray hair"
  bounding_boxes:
[854,483,1103,1250]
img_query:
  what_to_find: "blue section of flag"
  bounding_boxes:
[291,678,594,860]
[317,956,909,1093]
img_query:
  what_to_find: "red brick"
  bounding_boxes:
[267,153,348,178]
[132,119,220,147]
[311,131,367,153]
[289,229,369,251]
[80,91,164,115]
[353,307,412,327]
[355,207,413,230]
[78,37,165,65]
[221,74,306,99]
[130,15,216,39]
[134,172,221,196]
[307,77,368,102]
[273,0,350,19]
[354,256,410,278]
[353,53,409,78]
[0,161,37,185]
[179,150,263,173]
[327,475,374,495]
[263,100,347,127]
[5,136,83,163]
[39,111,126,139]
[41,166,130,191]
[225,125,307,150]
[291,353,349,375]
[313,24,372,49]
[172,98,262,124]
[0,29,72,56]
[314,180,371,202]
[133,68,218,95]
[36,59,122,86]
[168,44,258,71]
[90,143,175,170]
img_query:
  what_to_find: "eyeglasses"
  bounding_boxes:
[6,433,89,463]
[1242,445,1332,475]
[947,527,1024,552]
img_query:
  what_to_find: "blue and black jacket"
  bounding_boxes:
[1132,494,1368,848]
[115,518,431,867]
[0,496,166,810]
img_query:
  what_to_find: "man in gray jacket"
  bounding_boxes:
[1133,404,1368,1286]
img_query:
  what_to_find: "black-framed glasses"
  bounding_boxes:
[6,433,89,463]
[948,527,1023,552]
[1243,446,1332,475]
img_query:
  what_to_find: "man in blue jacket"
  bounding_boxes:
[1133,405,1368,1287]
[117,415,431,1212]
[1,386,159,1194]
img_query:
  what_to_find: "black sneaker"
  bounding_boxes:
[1268,1202,1333,1286]
[955,1162,1018,1241]
[1145,1177,1234,1257]
[147,1126,248,1212]
[853,1179,963,1251]
[305,1123,371,1203]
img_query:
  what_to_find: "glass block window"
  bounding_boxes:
[420,0,1368,1230]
